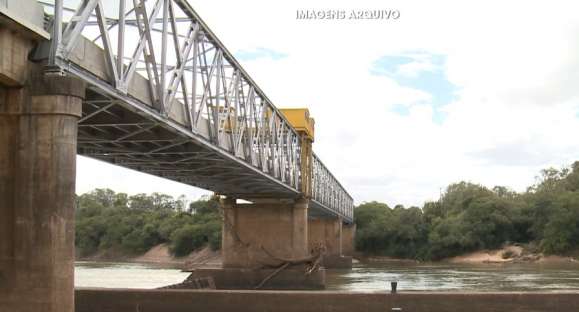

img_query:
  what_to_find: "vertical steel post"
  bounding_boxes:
[117,0,126,81]
[190,34,199,129]
[49,0,64,66]
[160,0,169,113]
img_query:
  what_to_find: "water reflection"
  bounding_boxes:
[326,262,579,292]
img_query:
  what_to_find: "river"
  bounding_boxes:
[75,261,579,291]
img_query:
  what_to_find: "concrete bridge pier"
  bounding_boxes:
[188,197,325,289]
[341,223,356,257]
[0,27,85,312]
[308,218,353,269]
[221,197,309,267]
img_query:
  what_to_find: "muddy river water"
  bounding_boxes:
[75,261,579,291]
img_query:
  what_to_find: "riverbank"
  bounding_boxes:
[445,245,578,264]
[355,245,579,265]
[77,244,221,268]
[77,243,579,267]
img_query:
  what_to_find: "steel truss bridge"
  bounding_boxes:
[32,0,353,222]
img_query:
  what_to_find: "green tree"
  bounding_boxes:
[540,192,579,254]
[75,190,223,257]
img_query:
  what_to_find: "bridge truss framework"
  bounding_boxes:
[37,0,354,222]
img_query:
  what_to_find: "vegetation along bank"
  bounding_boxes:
[76,161,579,262]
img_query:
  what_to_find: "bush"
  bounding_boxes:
[75,190,222,257]
[170,225,207,256]
[502,250,515,259]
[208,230,222,250]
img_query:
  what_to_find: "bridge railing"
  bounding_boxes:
[312,154,354,222]
[39,0,353,222]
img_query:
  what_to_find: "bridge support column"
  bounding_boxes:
[222,197,309,267]
[189,197,325,289]
[0,66,84,311]
[341,223,356,257]
[308,218,353,269]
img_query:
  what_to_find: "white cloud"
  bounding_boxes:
[78,0,579,207]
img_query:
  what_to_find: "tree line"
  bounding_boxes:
[355,161,579,260]
[76,161,579,260]
[75,190,221,257]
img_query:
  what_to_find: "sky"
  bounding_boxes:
[77,0,579,207]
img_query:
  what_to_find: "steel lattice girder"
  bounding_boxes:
[38,0,354,223]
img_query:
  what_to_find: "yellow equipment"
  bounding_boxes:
[280,108,315,197]
[279,108,315,142]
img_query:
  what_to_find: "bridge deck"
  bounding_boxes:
[78,87,298,198]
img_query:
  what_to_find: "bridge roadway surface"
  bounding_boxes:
[3,0,353,222]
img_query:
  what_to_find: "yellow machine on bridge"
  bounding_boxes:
[280,108,315,197]
[279,108,315,142]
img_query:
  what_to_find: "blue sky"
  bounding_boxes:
[371,53,457,124]
[235,47,288,61]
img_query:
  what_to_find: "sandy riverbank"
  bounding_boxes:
[446,245,578,264]
[446,245,525,264]
[78,244,222,268]
[354,245,579,265]
[78,244,579,267]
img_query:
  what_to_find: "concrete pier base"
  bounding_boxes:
[308,218,353,269]
[221,197,310,268]
[218,197,326,289]
[341,223,356,257]
[0,65,84,311]
[322,255,353,269]
[186,267,325,290]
